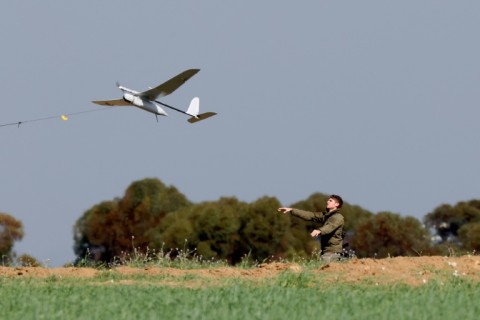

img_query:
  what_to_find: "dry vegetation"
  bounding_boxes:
[2,256,479,287]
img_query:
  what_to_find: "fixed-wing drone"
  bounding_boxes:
[92,69,216,123]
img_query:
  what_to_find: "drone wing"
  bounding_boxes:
[92,99,131,106]
[139,69,200,101]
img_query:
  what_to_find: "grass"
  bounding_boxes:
[2,248,479,319]
[1,270,480,320]
[71,240,233,270]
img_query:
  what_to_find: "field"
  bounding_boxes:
[1,256,480,319]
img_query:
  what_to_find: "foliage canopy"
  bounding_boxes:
[424,199,480,252]
[72,178,480,264]
[350,211,432,258]
[0,212,24,260]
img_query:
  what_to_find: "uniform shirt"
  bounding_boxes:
[290,208,344,254]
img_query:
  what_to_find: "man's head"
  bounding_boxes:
[326,194,343,211]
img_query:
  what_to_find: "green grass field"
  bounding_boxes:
[1,269,480,320]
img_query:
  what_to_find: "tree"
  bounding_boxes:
[424,200,480,247]
[73,200,119,262]
[149,196,298,265]
[0,212,24,262]
[458,222,480,251]
[237,196,291,263]
[149,197,247,264]
[350,211,431,258]
[73,178,192,263]
[17,253,41,267]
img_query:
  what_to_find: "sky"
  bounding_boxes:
[1,1,479,266]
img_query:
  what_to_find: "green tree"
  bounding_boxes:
[73,178,191,263]
[458,222,480,251]
[73,200,119,261]
[149,197,247,264]
[350,212,431,258]
[237,196,291,263]
[0,212,24,262]
[17,253,41,267]
[424,200,480,249]
[150,196,298,264]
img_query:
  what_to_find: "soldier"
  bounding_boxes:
[278,194,344,262]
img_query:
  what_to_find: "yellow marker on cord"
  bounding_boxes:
[61,115,69,121]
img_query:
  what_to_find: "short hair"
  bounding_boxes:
[329,194,343,208]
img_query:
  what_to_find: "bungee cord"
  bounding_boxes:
[0,107,112,128]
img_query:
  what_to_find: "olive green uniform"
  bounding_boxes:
[290,208,344,254]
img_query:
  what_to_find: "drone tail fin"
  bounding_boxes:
[186,97,200,116]
[186,97,217,123]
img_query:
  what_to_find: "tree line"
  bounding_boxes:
[2,177,480,265]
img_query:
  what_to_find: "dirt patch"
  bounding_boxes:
[315,255,480,286]
[0,266,98,278]
[2,256,479,286]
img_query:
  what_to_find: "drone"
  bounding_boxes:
[93,69,216,123]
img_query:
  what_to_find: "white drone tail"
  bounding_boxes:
[187,97,200,116]
[185,97,217,123]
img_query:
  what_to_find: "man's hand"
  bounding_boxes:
[277,207,292,214]
[310,229,321,237]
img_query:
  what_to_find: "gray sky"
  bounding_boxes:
[1,1,479,266]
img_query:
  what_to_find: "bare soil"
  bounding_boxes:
[2,256,480,287]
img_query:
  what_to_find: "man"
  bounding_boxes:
[278,194,344,262]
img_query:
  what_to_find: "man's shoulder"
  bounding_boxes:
[328,209,343,216]
[329,210,344,221]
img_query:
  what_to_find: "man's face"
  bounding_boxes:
[326,198,339,210]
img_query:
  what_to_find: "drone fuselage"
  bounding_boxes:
[122,92,168,116]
